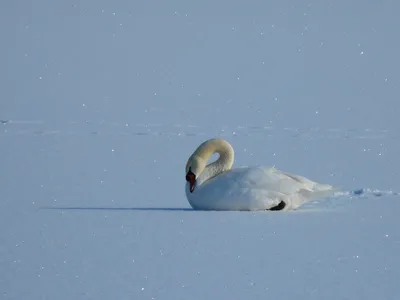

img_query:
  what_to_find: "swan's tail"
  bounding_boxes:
[302,188,335,202]
[281,170,334,193]
[297,183,337,203]
[313,183,335,192]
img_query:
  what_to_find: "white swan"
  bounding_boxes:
[185,138,334,211]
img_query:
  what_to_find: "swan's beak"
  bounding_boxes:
[186,170,196,193]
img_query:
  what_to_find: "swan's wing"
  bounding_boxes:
[226,166,314,194]
[227,166,333,209]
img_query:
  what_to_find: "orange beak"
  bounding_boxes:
[186,169,196,193]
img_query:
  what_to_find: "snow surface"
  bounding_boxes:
[1,1,400,299]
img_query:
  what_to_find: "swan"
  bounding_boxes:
[185,138,334,211]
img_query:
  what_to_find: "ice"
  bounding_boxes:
[1,0,400,299]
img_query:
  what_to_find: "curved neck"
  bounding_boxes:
[193,139,234,185]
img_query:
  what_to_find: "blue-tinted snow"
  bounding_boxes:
[1,1,400,299]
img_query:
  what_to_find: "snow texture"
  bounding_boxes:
[1,1,400,299]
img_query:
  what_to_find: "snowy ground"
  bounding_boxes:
[2,1,400,299]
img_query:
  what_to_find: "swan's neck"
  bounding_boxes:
[192,139,234,186]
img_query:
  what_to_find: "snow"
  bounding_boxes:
[1,1,400,299]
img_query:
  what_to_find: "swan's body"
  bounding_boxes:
[185,138,333,211]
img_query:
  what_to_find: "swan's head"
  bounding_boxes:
[185,155,206,193]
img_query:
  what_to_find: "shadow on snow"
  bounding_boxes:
[41,206,194,212]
